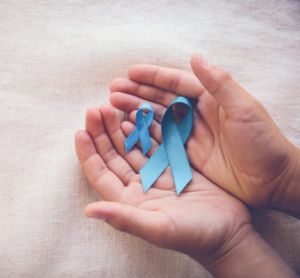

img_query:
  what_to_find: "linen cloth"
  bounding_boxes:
[0,1,299,277]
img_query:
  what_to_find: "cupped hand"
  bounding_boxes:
[109,54,299,209]
[74,105,251,264]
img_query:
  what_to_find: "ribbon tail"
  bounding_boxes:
[139,144,169,192]
[164,136,192,194]
[172,119,192,194]
[124,129,139,153]
[172,152,192,194]
[139,117,152,155]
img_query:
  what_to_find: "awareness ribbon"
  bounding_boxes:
[124,102,154,156]
[140,96,193,194]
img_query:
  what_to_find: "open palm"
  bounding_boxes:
[109,54,296,208]
[75,105,251,261]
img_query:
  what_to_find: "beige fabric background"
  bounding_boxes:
[0,0,299,277]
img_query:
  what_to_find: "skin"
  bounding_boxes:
[109,54,300,215]
[74,105,297,277]
[74,54,299,276]
[74,105,251,264]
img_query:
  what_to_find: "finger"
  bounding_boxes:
[110,92,166,123]
[85,201,172,248]
[99,105,150,172]
[121,121,160,156]
[85,107,138,185]
[127,64,206,98]
[74,130,124,201]
[128,110,162,143]
[111,66,220,132]
[110,78,176,107]
[191,54,259,121]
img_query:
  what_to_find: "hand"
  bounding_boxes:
[74,105,252,265]
[75,106,297,277]
[109,54,300,215]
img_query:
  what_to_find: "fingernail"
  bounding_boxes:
[197,54,209,68]
[85,212,106,221]
[96,216,106,221]
[89,215,107,221]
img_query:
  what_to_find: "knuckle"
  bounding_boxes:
[115,221,129,233]
[154,88,166,104]
[235,102,259,122]
[103,146,118,162]
[155,107,165,122]
[116,206,134,233]
[210,67,232,95]
[216,68,232,83]
[168,76,180,92]
[121,168,135,184]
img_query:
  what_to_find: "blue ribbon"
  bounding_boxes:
[140,96,193,194]
[124,103,154,156]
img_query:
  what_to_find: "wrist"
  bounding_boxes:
[271,145,300,218]
[203,227,297,278]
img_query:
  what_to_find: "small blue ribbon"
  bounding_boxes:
[124,103,154,156]
[140,96,193,194]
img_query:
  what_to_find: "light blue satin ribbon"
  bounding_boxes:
[124,103,154,156]
[140,96,193,194]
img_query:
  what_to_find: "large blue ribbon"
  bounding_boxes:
[124,102,154,156]
[140,96,193,194]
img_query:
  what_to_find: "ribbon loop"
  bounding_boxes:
[124,103,154,156]
[140,96,193,194]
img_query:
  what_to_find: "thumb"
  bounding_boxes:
[191,53,257,120]
[85,201,170,248]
